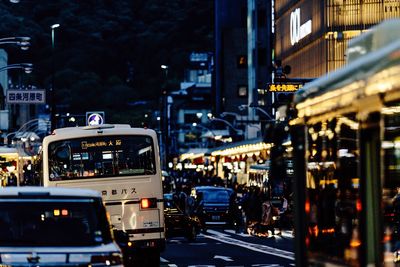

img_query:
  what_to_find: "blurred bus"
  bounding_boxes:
[290,19,400,266]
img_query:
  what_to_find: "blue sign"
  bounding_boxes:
[86,112,104,126]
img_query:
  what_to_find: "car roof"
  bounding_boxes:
[0,186,102,198]
[194,186,232,191]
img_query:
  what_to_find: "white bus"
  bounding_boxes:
[41,124,165,266]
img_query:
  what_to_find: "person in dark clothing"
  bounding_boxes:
[229,191,243,233]
[194,192,206,233]
[244,187,262,234]
[8,173,17,186]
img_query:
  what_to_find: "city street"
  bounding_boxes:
[161,228,295,267]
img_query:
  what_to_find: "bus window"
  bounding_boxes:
[382,101,400,263]
[48,135,156,181]
[305,115,361,265]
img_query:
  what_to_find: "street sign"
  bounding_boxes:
[6,90,45,104]
[86,111,105,126]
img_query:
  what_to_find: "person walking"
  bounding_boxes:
[194,192,206,233]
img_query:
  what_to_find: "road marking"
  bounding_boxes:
[224,229,252,237]
[252,265,284,267]
[160,257,169,263]
[203,232,295,261]
[214,255,234,261]
[168,265,178,267]
[206,229,231,237]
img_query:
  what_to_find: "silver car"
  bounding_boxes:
[0,186,123,266]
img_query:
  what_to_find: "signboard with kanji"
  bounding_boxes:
[268,83,303,92]
[6,90,46,104]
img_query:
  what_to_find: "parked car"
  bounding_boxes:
[164,193,201,241]
[0,186,123,267]
[190,186,234,226]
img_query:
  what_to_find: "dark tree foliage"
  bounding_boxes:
[0,0,213,124]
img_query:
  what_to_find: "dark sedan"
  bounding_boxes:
[164,193,201,241]
[191,186,234,226]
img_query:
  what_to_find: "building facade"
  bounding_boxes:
[275,0,400,79]
[214,0,273,139]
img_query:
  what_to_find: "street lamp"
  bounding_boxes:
[50,23,60,131]
[0,37,30,50]
[192,122,216,137]
[0,63,33,74]
[240,103,275,121]
[208,117,243,135]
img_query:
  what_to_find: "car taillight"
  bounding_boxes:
[90,253,123,266]
[140,198,157,209]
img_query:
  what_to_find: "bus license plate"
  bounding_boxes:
[212,215,220,221]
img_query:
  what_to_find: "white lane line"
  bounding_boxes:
[203,233,295,261]
[224,229,252,237]
[160,257,169,263]
[206,229,231,237]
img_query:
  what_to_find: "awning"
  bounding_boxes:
[210,137,271,157]
[180,148,210,161]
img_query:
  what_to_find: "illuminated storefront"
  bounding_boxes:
[275,0,400,79]
[210,139,271,185]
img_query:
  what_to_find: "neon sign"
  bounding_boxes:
[290,8,312,46]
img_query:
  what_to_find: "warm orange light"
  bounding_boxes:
[61,209,68,216]
[305,200,310,213]
[54,209,60,216]
[356,199,362,212]
[350,240,361,247]
[322,228,335,234]
[308,225,319,237]
[141,198,149,209]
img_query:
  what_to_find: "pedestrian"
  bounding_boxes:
[229,191,242,233]
[244,187,262,235]
[259,199,274,237]
[194,192,206,233]
[8,173,17,186]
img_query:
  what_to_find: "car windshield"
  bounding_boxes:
[200,189,230,203]
[0,198,112,246]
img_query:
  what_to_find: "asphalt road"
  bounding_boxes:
[161,228,295,267]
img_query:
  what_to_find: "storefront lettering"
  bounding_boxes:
[290,8,312,46]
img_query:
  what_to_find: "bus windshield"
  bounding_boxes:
[48,135,156,181]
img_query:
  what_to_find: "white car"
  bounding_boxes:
[0,186,123,266]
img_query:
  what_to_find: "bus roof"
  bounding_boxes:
[50,124,156,137]
[293,19,400,119]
